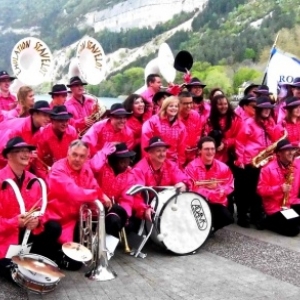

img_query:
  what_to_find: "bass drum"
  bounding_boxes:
[146,189,212,255]
[11,254,61,294]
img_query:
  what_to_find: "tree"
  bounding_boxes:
[233,67,262,93]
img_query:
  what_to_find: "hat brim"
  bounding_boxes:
[238,99,256,107]
[0,76,16,81]
[110,150,136,158]
[276,144,299,152]
[48,91,69,95]
[283,100,300,109]
[255,104,275,109]
[186,83,206,88]
[2,144,36,158]
[253,90,272,95]
[29,108,53,115]
[109,111,132,116]
[144,142,170,152]
[243,84,259,95]
[67,82,88,87]
[51,114,73,120]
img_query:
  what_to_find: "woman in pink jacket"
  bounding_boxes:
[203,94,242,164]
[141,96,187,168]
[185,136,234,233]
[257,139,300,236]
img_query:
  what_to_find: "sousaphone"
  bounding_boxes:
[10,37,54,86]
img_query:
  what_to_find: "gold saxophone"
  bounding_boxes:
[281,163,294,210]
[252,130,287,168]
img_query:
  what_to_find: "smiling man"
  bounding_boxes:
[0,71,17,111]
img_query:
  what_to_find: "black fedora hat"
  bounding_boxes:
[144,136,170,152]
[51,105,73,120]
[244,83,259,96]
[185,77,206,88]
[238,95,256,107]
[2,136,36,158]
[283,96,300,109]
[255,96,275,109]
[275,139,298,153]
[67,76,87,87]
[290,77,300,88]
[152,91,172,105]
[253,85,272,95]
[0,70,16,81]
[109,103,132,116]
[29,100,53,115]
[109,143,136,158]
[49,84,70,95]
[174,50,193,73]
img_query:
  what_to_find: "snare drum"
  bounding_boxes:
[11,254,61,294]
[146,189,212,255]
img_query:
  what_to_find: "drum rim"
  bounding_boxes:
[158,191,212,255]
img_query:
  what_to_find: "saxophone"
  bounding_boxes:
[281,163,294,210]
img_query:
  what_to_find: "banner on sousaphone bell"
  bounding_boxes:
[10,37,53,86]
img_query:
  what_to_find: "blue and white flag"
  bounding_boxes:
[266,48,300,95]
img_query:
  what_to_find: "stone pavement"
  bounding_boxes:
[2,224,300,300]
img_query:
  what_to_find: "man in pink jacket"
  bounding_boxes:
[0,137,61,280]
[49,84,69,108]
[82,103,135,157]
[131,136,188,191]
[32,105,77,180]
[0,71,17,111]
[185,136,234,233]
[65,76,96,132]
[257,139,300,236]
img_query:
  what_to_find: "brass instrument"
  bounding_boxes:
[79,200,116,281]
[281,163,294,210]
[252,130,288,168]
[192,178,228,187]
[78,94,106,138]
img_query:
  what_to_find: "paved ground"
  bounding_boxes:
[2,223,300,300]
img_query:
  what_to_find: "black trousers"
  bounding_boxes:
[234,165,263,222]
[0,220,62,280]
[209,203,234,232]
[265,204,300,237]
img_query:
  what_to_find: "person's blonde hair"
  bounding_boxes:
[158,96,179,118]
[17,86,33,115]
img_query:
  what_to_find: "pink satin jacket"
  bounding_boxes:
[185,158,234,206]
[0,93,17,111]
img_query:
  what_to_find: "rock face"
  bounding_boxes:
[84,0,208,32]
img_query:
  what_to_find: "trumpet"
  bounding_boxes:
[192,178,228,187]
[79,200,116,281]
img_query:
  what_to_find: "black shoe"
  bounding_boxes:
[237,218,250,228]
[254,220,265,231]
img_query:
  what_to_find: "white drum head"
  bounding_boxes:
[159,192,212,254]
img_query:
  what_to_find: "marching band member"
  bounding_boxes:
[82,103,135,157]
[123,94,148,162]
[185,136,234,233]
[96,143,152,236]
[132,136,189,191]
[235,96,278,229]
[141,96,187,168]
[32,105,77,179]
[275,97,300,145]
[44,140,111,269]
[257,139,300,236]
[203,95,242,164]
[6,86,34,119]
[0,101,53,168]
[49,84,69,108]
[140,74,162,115]
[234,95,257,121]
[65,76,96,133]
[0,71,17,111]
[152,91,171,115]
[0,137,61,279]
[185,77,210,122]
[253,85,272,98]
[178,91,203,165]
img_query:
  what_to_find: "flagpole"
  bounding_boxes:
[261,32,280,85]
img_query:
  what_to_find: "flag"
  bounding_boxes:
[266,48,300,95]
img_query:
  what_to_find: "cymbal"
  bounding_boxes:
[62,242,93,262]
[12,256,65,278]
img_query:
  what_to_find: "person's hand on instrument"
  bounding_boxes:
[144,207,155,222]
[174,182,186,192]
[18,214,25,228]
[103,194,112,210]
[84,117,94,127]
[26,217,39,230]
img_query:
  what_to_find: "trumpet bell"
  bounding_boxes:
[11,37,53,86]
[76,36,106,85]
[174,50,193,73]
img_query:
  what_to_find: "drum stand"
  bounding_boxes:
[126,185,160,258]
